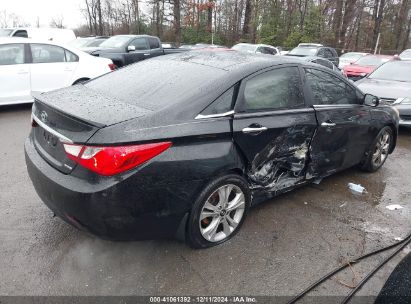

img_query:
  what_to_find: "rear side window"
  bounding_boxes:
[200,86,236,115]
[0,44,25,65]
[324,49,334,58]
[13,30,28,38]
[305,68,358,105]
[31,44,66,63]
[242,67,304,111]
[148,37,160,49]
[65,50,79,62]
[130,38,148,50]
[315,59,334,70]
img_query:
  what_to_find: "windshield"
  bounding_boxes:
[400,50,411,59]
[85,39,106,47]
[0,29,13,37]
[369,61,411,82]
[288,47,318,56]
[340,53,364,61]
[355,55,390,66]
[99,36,130,48]
[232,44,257,53]
[68,38,92,48]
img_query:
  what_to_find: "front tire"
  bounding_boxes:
[360,126,393,172]
[186,174,251,249]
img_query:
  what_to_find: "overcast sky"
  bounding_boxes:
[1,0,85,29]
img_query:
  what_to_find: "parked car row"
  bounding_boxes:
[0,38,114,105]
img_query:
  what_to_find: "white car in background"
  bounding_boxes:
[338,52,368,69]
[231,43,281,56]
[399,49,411,60]
[0,38,114,106]
[0,28,76,44]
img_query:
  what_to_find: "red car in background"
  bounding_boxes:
[343,54,395,81]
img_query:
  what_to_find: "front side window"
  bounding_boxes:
[243,67,304,111]
[130,38,148,50]
[0,44,25,65]
[305,68,358,105]
[31,44,65,63]
[148,37,160,49]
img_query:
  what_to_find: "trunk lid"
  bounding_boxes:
[32,86,150,174]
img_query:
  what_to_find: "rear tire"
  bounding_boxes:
[186,174,251,249]
[360,126,393,172]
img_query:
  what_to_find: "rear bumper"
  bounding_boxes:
[25,137,203,241]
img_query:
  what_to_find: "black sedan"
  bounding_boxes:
[356,60,411,127]
[25,50,399,248]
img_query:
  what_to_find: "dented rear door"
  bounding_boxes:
[233,65,317,193]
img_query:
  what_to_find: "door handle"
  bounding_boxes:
[242,126,268,134]
[321,121,336,127]
[143,53,150,56]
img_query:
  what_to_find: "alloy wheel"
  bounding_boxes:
[199,184,245,243]
[372,130,391,167]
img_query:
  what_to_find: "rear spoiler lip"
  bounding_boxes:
[33,98,107,129]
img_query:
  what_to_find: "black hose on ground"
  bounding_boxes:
[287,231,411,304]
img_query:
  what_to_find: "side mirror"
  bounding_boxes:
[127,45,136,52]
[364,94,379,107]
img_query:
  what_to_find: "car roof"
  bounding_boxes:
[364,54,393,58]
[168,49,301,72]
[0,37,72,47]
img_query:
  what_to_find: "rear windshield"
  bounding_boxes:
[85,58,225,110]
[340,53,364,61]
[99,36,130,48]
[289,47,318,56]
[0,29,13,37]
[355,56,390,66]
[369,61,411,82]
[400,50,411,58]
[232,44,257,53]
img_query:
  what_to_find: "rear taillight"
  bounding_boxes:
[63,142,172,176]
[108,63,116,71]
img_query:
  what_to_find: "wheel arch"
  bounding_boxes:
[385,123,397,153]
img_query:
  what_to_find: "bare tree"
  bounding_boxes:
[50,15,65,28]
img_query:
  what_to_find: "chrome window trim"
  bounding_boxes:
[195,110,235,120]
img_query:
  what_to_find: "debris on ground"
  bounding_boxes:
[313,178,323,185]
[340,202,347,208]
[386,204,404,211]
[348,183,367,195]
